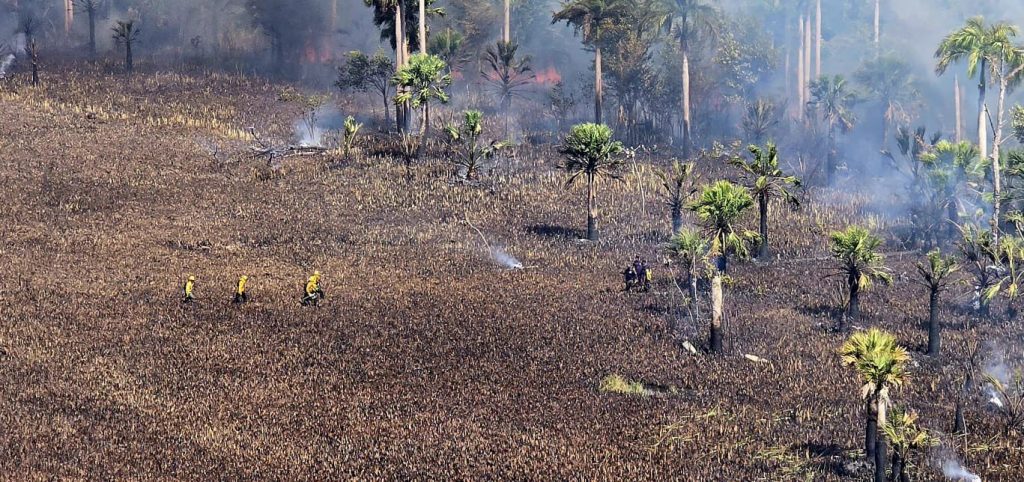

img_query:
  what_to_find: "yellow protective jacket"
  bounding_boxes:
[305,274,320,295]
[184,278,195,297]
[237,276,248,295]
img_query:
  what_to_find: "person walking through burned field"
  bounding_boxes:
[622,264,638,291]
[182,276,196,303]
[233,275,249,304]
[301,271,325,306]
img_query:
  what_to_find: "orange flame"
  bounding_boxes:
[532,66,562,85]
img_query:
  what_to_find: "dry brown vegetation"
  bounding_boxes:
[1,67,1022,480]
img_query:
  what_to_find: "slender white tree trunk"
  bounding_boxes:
[815,0,822,78]
[681,41,692,157]
[955,75,962,143]
[804,11,812,102]
[595,46,603,125]
[874,0,880,55]
[797,16,805,121]
[503,0,511,44]
[994,64,1008,246]
[419,0,426,52]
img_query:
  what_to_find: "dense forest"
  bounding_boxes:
[3,0,1024,480]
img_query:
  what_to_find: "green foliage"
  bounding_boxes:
[829,226,893,290]
[559,123,625,187]
[741,98,780,144]
[915,248,960,293]
[428,27,469,73]
[854,55,919,130]
[393,53,452,109]
[656,160,699,215]
[840,328,909,405]
[667,227,709,282]
[552,0,630,45]
[688,181,759,262]
[599,374,648,396]
[882,407,938,462]
[363,0,443,52]
[808,75,858,135]
[549,81,578,130]
[983,369,1024,434]
[482,41,533,121]
[336,50,394,97]
[729,142,801,207]
[1014,105,1024,144]
[444,110,508,181]
[935,16,1022,79]
[343,116,363,158]
[985,235,1024,303]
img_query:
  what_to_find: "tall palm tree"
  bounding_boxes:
[365,0,407,131]
[728,142,801,259]
[112,20,139,75]
[808,75,858,185]
[841,328,910,482]
[656,160,699,235]
[552,0,629,125]
[74,0,102,58]
[854,55,919,150]
[936,17,1024,248]
[482,41,533,137]
[829,226,892,330]
[688,181,758,275]
[915,249,959,356]
[662,0,715,158]
[393,53,452,157]
[741,98,780,145]
[560,123,625,241]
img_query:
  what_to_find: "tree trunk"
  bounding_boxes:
[928,288,940,356]
[382,86,391,127]
[890,452,904,482]
[955,75,962,142]
[847,270,860,325]
[64,0,73,37]
[874,399,887,482]
[710,273,723,353]
[586,172,598,241]
[671,205,682,235]
[503,0,510,44]
[865,399,877,459]
[418,0,426,53]
[993,64,1006,248]
[873,0,880,55]
[797,16,805,121]
[595,46,603,125]
[30,40,38,86]
[417,103,429,159]
[814,0,821,78]
[394,4,406,133]
[827,125,836,186]
[953,398,967,435]
[681,33,692,158]
[125,40,133,74]
[88,9,96,58]
[758,193,769,259]
[804,11,811,103]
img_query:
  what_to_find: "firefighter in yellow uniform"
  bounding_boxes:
[233,275,249,303]
[302,271,324,306]
[182,276,196,303]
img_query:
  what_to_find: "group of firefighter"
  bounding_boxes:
[182,271,325,306]
[622,256,653,293]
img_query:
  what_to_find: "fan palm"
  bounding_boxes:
[855,55,919,150]
[808,75,858,185]
[829,226,892,329]
[552,0,630,125]
[729,142,801,259]
[687,181,758,274]
[112,20,140,75]
[482,41,533,137]
[915,249,959,356]
[661,0,715,158]
[656,160,699,235]
[841,328,910,482]
[560,123,625,241]
[666,227,707,300]
[393,53,452,157]
[882,407,937,482]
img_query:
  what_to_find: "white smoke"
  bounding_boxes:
[941,458,981,482]
[0,32,26,79]
[490,247,523,270]
[294,119,324,147]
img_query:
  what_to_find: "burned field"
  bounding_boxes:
[0,69,1022,481]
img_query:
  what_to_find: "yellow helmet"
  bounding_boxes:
[313,270,321,277]
[240,275,248,280]
[188,276,195,281]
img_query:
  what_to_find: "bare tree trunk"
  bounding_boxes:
[503,0,510,44]
[87,8,96,58]
[30,40,39,86]
[865,400,877,459]
[125,39,133,74]
[927,288,940,356]
[710,273,723,353]
[804,11,811,103]
[418,0,426,53]
[64,0,73,38]
[595,46,603,125]
[681,33,692,157]
[394,3,406,133]
[874,398,888,482]
[332,0,339,30]
[874,0,880,55]
[955,75,962,142]
[815,0,821,78]
[797,16,805,121]
[586,172,598,241]
[994,64,1008,246]
[758,194,769,259]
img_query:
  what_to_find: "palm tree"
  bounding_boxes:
[854,55,919,150]
[741,98,780,145]
[661,0,715,158]
[482,41,533,137]
[729,142,801,259]
[112,20,140,75]
[957,223,999,316]
[656,160,699,235]
[985,234,1024,318]
[688,181,758,274]
[808,75,858,185]
[560,123,625,241]
[666,227,707,300]
[883,407,938,482]
[74,0,102,58]
[365,0,406,131]
[443,110,508,181]
[393,53,452,157]
[936,17,1024,247]
[915,249,959,356]
[829,226,892,329]
[553,0,629,125]
[429,27,468,75]
[841,328,910,482]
